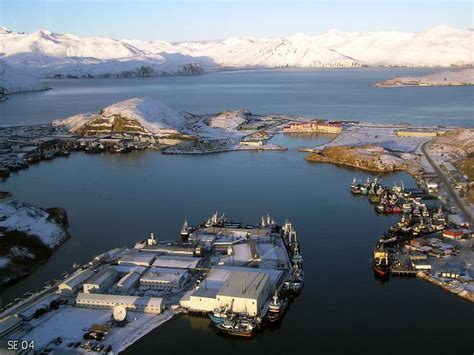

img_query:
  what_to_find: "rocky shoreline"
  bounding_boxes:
[0,194,70,287]
[374,68,474,88]
[303,144,420,175]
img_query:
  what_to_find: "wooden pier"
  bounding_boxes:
[390,268,417,277]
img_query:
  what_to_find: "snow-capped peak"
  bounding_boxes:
[0,25,471,79]
[0,26,12,34]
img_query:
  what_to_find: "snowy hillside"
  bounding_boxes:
[313,26,473,67]
[0,58,46,96]
[206,110,250,130]
[0,27,204,78]
[0,200,67,248]
[0,25,472,78]
[53,97,187,135]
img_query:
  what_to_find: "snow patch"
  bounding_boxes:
[0,200,66,248]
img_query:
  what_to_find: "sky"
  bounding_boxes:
[0,0,472,42]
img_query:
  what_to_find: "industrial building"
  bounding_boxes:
[180,269,274,316]
[58,269,95,294]
[113,271,141,294]
[76,293,163,314]
[282,120,342,134]
[151,255,201,269]
[142,244,195,256]
[118,251,157,266]
[139,267,188,292]
[83,268,118,294]
[395,129,446,138]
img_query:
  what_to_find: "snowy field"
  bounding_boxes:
[308,124,429,152]
[21,306,175,353]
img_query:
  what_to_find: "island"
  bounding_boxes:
[374,68,474,87]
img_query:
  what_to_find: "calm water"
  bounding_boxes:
[0,70,473,354]
[0,68,473,127]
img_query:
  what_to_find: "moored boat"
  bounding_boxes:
[267,291,289,323]
[215,317,258,338]
[373,244,390,278]
[180,219,195,241]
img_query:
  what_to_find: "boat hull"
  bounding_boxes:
[373,263,390,278]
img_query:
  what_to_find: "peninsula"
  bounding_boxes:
[374,68,474,87]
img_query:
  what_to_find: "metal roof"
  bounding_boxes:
[217,271,270,299]
[76,293,163,308]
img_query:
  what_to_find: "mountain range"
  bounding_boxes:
[0,25,472,94]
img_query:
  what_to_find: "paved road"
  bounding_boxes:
[420,140,473,225]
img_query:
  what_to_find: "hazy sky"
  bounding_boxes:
[1,0,472,42]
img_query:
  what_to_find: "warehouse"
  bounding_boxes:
[83,268,118,294]
[180,269,273,316]
[58,269,95,294]
[216,271,271,316]
[140,267,188,292]
[151,255,201,269]
[113,271,141,294]
[75,293,163,314]
[118,251,157,266]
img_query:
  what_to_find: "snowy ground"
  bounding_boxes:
[0,200,67,248]
[22,307,111,350]
[20,306,175,353]
[306,124,429,152]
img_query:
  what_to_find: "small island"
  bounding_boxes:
[374,68,474,87]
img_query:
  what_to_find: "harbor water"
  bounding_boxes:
[0,69,473,354]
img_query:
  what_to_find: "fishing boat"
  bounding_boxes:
[375,204,385,213]
[368,193,381,204]
[267,291,289,322]
[379,235,398,245]
[373,244,390,278]
[180,220,195,241]
[204,211,226,227]
[388,205,402,213]
[402,203,412,213]
[209,306,231,325]
[351,178,362,194]
[215,317,258,338]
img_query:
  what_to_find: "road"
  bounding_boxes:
[420,140,473,225]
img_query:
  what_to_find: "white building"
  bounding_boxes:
[58,269,95,294]
[76,293,163,314]
[118,251,157,267]
[140,267,188,292]
[113,271,141,294]
[180,269,273,316]
[83,268,118,294]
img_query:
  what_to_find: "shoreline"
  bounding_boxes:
[417,272,473,303]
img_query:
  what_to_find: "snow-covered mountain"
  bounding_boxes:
[0,26,204,79]
[0,58,46,98]
[0,25,472,80]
